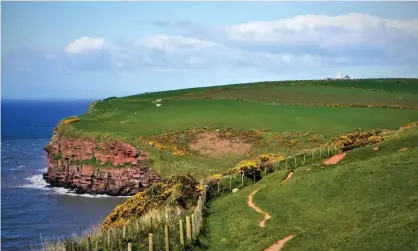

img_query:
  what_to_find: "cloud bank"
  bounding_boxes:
[65,37,105,54]
[62,13,418,70]
[3,13,418,98]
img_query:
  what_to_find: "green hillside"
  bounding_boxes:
[46,78,418,251]
[203,127,418,251]
[59,78,418,178]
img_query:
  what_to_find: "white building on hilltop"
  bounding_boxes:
[336,72,341,79]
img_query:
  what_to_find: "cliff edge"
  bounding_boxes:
[43,127,160,196]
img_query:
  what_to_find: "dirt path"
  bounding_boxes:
[284,171,293,182]
[248,189,271,228]
[323,152,346,165]
[265,235,295,251]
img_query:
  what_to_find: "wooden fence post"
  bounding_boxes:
[164,225,169,251]
[128,241,132,251]
[107,228,111,247]
[179,219,184,247]
[191,213,196,238]
[241,172,245,186]
[148,233,153,251]
[186,216,192,241]
[294,157,297,168]
[303,154,306,165]
[217,181,220,194]
[87,236,91,251]
[195,213,199,234]
[327,146,330,156]
[123,225,126,239]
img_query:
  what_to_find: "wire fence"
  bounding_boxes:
[44,131,408,251]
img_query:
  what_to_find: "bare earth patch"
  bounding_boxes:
[248,189,271,228]
[190,132,251,158]
[284,171,293,182]
[265,235,296,251]
[323,153,346,165]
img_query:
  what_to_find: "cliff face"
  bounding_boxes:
[43,128,160,196]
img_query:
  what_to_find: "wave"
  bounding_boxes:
[20,174,132,199]
[10,164,26,171]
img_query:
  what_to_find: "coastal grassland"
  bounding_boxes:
[190,85,418,108]
[202,127,418,251]
[65,97,418,177]
[122,78,418,100]
[56,78,418,177]
[72,98,418,138]
[312,78,418,93]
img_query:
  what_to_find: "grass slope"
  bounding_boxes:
[74,99,418,137]
[62,78,418,177]
[203,128,418,251]
[192,85,418,108]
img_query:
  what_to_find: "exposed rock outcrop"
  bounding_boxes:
[43,128,160,196]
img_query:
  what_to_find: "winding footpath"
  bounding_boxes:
[323,152,346,165]
[265,235,296,251]
[284,171,293,182]
[248,189,296,250]
[248,189,272,228]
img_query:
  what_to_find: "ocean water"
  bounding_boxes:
[1,100,128,250]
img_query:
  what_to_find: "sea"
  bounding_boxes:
[1,100,128,250]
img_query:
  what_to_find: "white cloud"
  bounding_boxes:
[65,37,105,54]
[28,13,418,72]
[223,13,418,45]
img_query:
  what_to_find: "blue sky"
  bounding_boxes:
[2,2,418,100]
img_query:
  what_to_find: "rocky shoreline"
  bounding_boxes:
[43,128,160,196]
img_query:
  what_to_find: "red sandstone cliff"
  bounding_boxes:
[43,128,160,196]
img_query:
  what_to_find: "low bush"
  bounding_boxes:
[62,117,81,125]
[333,129,384,151]
[103,174,201,229]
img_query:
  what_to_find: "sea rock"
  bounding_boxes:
[43,128,160,196]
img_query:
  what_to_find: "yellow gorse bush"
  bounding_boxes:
[333,130,384,151]
[257,154,285,163]
[400,121,418,131]
[62,117,80,125]
[103,175,200,229]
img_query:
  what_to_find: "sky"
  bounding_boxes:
[2,2,418,100]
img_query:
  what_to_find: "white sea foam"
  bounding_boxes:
[10,164,26,171]
[20,174,132,198]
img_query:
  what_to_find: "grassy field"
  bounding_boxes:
[191,85,418,108]
[121,78,418,100]
[74,98,418,137]
[202,127,418,251]
[48,78,418,250]
[62,78,418,177]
